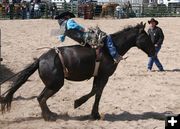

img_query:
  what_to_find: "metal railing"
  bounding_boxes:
[0,2,79,19]
[140,4,180,17]
[0,2,180,19]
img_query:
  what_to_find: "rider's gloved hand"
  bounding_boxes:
[58,35,65,42]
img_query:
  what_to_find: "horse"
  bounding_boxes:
[100,3,119,18]
[78,3,94,19]
[0,4,2,16]
[0,22,155,121]
[14,3,21,19]
[0,3,8,18]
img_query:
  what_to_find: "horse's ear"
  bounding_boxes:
[143,23,146,29]
[139,22,146,29]
[140,21,143,25]
[139,22,145,33]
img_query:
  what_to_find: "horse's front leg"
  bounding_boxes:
[91,76,109,120]
[74,77,98,109]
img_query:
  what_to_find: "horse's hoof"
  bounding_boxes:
[91,112,101,120]
[42,112,58,121]
[74,100,79,109]
[44,116,57,121]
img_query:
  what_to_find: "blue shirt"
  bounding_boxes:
[59,19,84,42]
[66,19,84,31]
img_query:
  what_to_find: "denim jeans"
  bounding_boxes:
[148,46,164,70]
[105,35,118,59]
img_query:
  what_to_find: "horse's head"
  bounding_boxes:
[111,22,155,57]
[135,22,155,57]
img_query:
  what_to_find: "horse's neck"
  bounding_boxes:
[111,34,135,56]
[119,44,132,56]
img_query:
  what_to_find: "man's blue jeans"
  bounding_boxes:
[148,46,164,70]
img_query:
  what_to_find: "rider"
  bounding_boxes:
[55,11,122,63]
[55,11,87,45]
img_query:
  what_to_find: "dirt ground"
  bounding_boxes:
[0,17,180,129]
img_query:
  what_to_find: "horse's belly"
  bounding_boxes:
[65,74,93,81]
[61,46,96,81]
[66,74,92,81]
[65,62,95,81]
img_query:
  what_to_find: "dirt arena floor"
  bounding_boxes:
[0,17,180,129]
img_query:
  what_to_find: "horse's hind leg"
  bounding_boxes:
[74,77,98,109]
[37,87,60,121]
[37,75,64,121]
[37,58,64,121]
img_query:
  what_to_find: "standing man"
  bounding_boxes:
[147,18,164,71]
[9,0,14,20]
[50,3,57,19]
[21,1,27,19]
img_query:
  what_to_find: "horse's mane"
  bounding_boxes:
[111,24,141,36]
[108,23,144,50]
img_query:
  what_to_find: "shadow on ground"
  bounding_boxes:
[0,64,15,84]
[1,111,172,125]
[13,96,37,101]
[152,69,180,72]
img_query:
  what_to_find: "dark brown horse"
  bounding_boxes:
[100,3,119,18]
[78,3,94,19]
[0,22,155,121]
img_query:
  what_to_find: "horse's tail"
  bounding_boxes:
[0,59,39,113]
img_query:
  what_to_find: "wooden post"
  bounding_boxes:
[0,28,1,96]
[0,29,1,63]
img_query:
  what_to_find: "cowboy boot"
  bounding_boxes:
[113,54,123,64]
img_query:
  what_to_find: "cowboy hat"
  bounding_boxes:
[55,11,75,19]
[148,18,158,25]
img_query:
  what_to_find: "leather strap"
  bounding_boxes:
[54,47,102,77]
[93,48,102,76]
[54,47,68,77]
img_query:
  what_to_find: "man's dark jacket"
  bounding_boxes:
[148,26,164,47]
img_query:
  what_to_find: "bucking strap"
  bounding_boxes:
[54,47,69,77]
[93,48,102,76]
[93,62,100,76]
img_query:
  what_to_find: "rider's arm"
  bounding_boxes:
[58,20,67,42]
[66,19,85,31]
